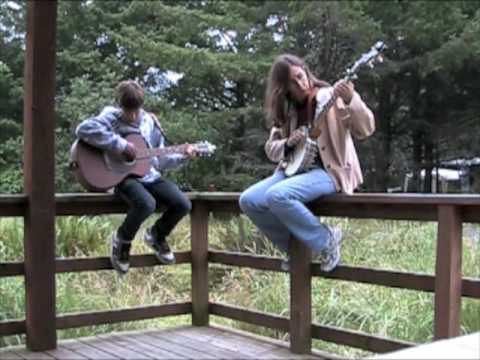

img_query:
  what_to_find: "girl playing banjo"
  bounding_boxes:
[239,54,375,272]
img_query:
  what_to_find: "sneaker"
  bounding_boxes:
[144,228,176,265]
[319,226,343,272]
[111,231,131,275]
[280,257,290,272]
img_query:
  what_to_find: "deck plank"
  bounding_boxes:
[207,330,278,357]
[60,339,117,359]
[0,352,23,360]
[163,326,225,343]
[149,328,256,359]
[257,348,321,359]
[0,326,327,360]
[45,346,88,360]
[108,333,182,359]
[79,335,156,360]
[130,331,219,359]
[11,350,54,360]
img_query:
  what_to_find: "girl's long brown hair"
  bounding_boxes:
[264,54,329,128]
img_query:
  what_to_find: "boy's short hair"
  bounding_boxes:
[116,80,144,110]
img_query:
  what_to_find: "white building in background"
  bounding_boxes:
[403,168,465,193]
[402,157,480,193]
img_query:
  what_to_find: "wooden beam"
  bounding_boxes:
[191,201,209,326]
[311,323,415,353]
[208,250,480,298]
[209,250,286,272]
[56,303,191,329]
[0,195,26,217]
[55,252,191,273]
[209,302,289,331]
[289,238,312,354]
[0,320,26,337]
[23,0,57,351]
[434,205,463,339]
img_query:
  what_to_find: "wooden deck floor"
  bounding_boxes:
[0,326,327,360]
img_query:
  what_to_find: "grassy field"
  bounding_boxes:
[0,214,479,358]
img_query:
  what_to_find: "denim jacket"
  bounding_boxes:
[75,106,187,183]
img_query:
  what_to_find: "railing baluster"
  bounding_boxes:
[191,200,209,326]
[289,237,312,353]
[23,0,57,351]
[435,205,463,339]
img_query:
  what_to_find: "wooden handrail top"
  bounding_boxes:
[1,192,480,206]
[194,192,480,206]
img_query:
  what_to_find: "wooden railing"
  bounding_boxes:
[0,193,479,355]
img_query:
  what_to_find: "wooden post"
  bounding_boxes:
[191,200,209,326]
[23,0,57,351]
[434,205,462,339]
[289,237,312,353]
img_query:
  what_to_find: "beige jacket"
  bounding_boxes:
[265,90,375,194]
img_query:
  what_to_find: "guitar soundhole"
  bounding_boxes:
[104,152,136,173]
[124,159,136,167]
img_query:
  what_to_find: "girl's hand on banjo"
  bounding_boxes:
[334,80,354,105]
[287,129,306,147]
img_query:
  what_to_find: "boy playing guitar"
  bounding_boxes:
[75,80,196,275]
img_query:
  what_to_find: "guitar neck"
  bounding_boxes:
[137,144,189,159]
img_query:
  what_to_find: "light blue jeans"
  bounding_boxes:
[239,168,336,253]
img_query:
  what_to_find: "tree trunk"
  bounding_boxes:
[424,137,434,193]
[375,79,395,191]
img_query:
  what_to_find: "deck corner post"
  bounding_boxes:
[434,205,462,339]
[23,0,58,351]
[191,200,209,326]
[289,237,312,354]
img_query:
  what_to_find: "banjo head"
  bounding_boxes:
[285,141,308,176]
[285,137,318,177]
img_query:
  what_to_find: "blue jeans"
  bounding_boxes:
[239,168,336,253]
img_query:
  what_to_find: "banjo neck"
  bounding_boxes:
[308,41,387,137]
[308,69,364,139]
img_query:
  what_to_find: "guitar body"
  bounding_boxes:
[70,134,151,192]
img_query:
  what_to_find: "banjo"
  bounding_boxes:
[284,41,386,177]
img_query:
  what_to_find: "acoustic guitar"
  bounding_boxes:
[70,133,216,192]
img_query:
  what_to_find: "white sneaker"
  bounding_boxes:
[110,231,131,275]
[144,228,175,265]
[319,226,342,272]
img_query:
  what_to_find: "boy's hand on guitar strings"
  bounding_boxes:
[123,142,137,161]
[185,144,197,159]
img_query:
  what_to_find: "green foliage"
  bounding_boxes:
[1,1,480,355]
[0,214,479,354]
[1,0,480,192]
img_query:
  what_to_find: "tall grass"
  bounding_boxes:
[0,215,479,357]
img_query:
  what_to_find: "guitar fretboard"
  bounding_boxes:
[136,144,189,160]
